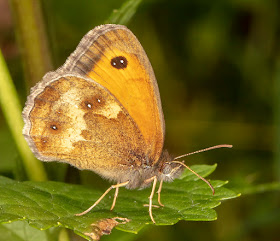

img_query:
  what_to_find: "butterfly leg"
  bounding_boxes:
[110,184,119,211]
[75,181,129,216]
[157,179,164,207]
[143,176,158,223]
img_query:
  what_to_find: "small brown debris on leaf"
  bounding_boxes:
[84,217,130,240]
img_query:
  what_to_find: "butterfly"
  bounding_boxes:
[22,24,231,223]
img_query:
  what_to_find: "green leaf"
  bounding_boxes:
[226,177,280,195]
[0,165,238,240]
[106,0,142,25]
[0,221,60,241]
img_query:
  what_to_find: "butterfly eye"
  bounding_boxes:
[111,56,127,69]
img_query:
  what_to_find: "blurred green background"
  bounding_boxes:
[0,0,279,240]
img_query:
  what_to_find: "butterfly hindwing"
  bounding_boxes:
[22,73,148,180]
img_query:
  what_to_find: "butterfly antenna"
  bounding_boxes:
[172,144,232,195]
[173,144,232,160]
[172,160,215,194]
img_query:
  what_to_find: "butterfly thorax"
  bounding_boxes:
[120,150,185,190]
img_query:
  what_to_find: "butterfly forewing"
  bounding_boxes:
[62,24,165,164]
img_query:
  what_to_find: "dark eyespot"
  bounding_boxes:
[50,124,58,130]
[85,101,92,109]
[111,56,127,69]
[82,95,105,111]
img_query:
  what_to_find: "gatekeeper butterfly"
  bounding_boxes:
[22,24,231,223]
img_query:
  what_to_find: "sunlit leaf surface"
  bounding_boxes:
[0,165,238,240]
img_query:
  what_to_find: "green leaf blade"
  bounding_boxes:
[0,165,238,240]
[106,0,142,25]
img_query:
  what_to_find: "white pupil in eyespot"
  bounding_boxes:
[97,99,101,103]
[87,103,92,108]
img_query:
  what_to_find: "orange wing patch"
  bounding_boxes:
[62,25,165,164]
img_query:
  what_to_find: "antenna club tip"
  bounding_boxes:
[220,144,233,148]
[210,186,215,195]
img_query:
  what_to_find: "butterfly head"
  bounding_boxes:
[156,150,185,182]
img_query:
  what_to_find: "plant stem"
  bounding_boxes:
[274,58,280,181]
[0,50,47,181]
[9,0,53,87]
[58,228,70,241]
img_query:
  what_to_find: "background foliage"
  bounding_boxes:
[0,0,279,240]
